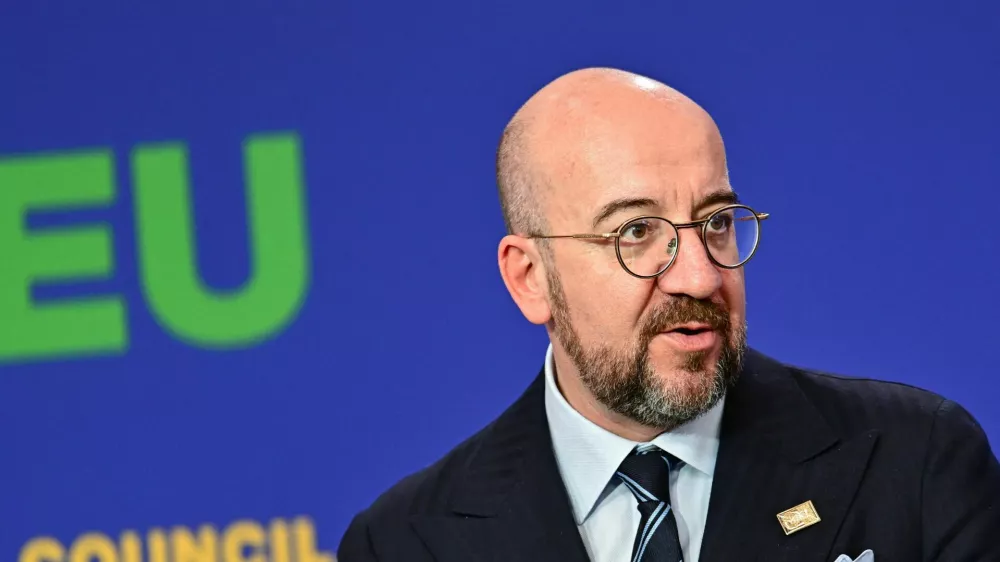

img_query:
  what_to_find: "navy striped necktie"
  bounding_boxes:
[615,444,684,562]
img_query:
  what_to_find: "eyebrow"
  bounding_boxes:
[591,189,741,229]
[591,197,659,229]
[695,190,740,214]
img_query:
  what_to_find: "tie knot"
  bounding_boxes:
[616,445,678,504]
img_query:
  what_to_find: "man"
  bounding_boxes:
[337,68,1000,561]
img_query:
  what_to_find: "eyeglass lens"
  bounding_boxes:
[617,206,760,277]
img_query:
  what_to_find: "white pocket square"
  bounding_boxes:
[833,550,874,562]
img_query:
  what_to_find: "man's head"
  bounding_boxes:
[496,68,749,437]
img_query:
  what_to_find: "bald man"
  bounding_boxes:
[337,68,1000,562]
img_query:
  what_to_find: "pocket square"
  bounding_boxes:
[833,550,874,562]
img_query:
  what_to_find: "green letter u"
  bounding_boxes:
[132,133,310,349]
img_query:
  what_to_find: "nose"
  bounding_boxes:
[655,227,723,300]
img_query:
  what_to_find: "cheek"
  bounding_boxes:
[560,258,652,337]
[719,269,746,319]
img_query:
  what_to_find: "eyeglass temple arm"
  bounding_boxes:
[528,212,768,239]
[536,233,618,239]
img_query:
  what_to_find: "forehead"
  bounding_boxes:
[542,108,731,228]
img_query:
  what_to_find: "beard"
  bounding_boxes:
[547,268,747,431]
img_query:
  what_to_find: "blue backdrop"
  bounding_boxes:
[2,1,998,561]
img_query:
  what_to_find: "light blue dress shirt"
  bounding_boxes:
[543,343,725,562]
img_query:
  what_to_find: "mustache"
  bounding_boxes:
[640,297,731,338]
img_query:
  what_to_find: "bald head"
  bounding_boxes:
[496,67,726,236]
[495,69,749,437]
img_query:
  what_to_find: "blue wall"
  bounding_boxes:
[2,1,997,560]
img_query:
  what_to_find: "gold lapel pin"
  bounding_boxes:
[776,500,821,535]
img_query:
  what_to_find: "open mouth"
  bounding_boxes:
[666,324,713,336]
[658,323,719,351]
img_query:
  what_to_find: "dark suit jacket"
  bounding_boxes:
[338,349,1000,561]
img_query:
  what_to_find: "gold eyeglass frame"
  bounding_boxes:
[524,204,770,279]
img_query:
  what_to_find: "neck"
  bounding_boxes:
[550,346,668,442]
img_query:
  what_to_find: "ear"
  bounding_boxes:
[498,234,552,325]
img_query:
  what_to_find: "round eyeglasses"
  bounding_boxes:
[526,204,769,279]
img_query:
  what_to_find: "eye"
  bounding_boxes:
[618,218,671,247]
[622,222,651,241]
[707,211,733,234]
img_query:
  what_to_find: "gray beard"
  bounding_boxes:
[547,269,747,431]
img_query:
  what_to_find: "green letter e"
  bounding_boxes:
[0,150,127,363]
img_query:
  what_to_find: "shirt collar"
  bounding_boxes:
[543,342,725,525]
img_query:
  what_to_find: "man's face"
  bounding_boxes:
[541,101,748,430]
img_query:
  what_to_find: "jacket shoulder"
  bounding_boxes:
[783,358,948,420]
[760,351,988,449]
[372,420,494,518]
[336,418,498,560]
[783,356,994,455]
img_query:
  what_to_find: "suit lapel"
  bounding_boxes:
[410,349,878,562]
[410,372,591,562]
[699,350,879,562]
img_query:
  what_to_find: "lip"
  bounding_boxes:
[656,327,719,352]
[667,322,713,332]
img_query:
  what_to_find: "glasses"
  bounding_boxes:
[525,204,770,279]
